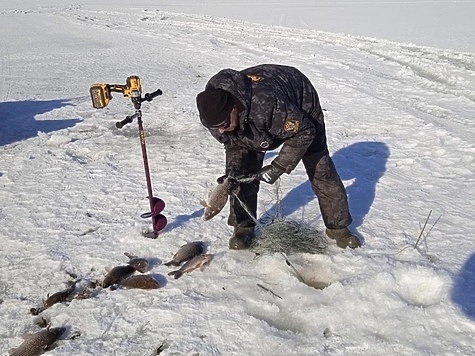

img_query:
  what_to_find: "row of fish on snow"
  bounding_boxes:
[9,242,211,356]
[9,176,234,355]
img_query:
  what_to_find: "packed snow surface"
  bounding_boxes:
[1,1,474,355]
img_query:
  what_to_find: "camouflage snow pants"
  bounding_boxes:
[225,145,352,230]
[302,149,352,229]
[225,146,264,228]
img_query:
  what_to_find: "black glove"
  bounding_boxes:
[216,174,240,193]
[216,174,228,185]
[258,164,285,184]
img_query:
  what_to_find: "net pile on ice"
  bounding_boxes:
[251,218,327,255]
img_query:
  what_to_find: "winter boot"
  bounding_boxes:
[326,228,361,249]
[229,226,255,250]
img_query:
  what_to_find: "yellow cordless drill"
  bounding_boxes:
[90,75,142,109]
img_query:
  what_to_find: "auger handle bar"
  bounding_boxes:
[115,88,163,129]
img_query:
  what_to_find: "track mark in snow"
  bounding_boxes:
[245,298,306,333]
[0,27,12,101]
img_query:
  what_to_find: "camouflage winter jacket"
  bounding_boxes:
[204,64,326,173]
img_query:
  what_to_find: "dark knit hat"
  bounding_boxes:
[196,88,234,128]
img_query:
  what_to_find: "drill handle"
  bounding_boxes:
[115,112,139,129]
[143,89,163,102]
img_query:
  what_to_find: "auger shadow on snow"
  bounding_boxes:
[166,208,204,230]
[262,141,390,230]
[451,253,475,320]
[0,99,80,146]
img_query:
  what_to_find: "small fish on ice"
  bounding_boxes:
[164,241,205,267]
[200,177,236,221]
[119,275,161,289]
[124,252,149,273]
[168,254,213,279]
[9,326,65,356]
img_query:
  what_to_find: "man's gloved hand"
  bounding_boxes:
[216,174,228,185]
[258,164,285,184]
[217,174,240,193]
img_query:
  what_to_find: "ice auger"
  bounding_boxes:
[90,76,167,238]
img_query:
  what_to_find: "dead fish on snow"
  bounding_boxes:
[9,326,65,356]
[42,281,78,309]
[168,254,213,279]
[118,275,161,289]
[200,177,236,221]
[124,252,149,273]
[164,242,205,267]
[33,316,49,329]
[30,281,78,315]
[102,265,135,288]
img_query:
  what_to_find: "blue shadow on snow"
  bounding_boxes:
[166,208,204,230]
[332,141,390,229]
[262,141,390,229]
[0,99,80,146]
[451,253,475,320]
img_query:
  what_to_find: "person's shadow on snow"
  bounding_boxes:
[332,141,390,229]
[261,141,390,231]
[451,253,475,320]
[0,99,80,146]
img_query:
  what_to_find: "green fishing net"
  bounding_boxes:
[251,218,327,255]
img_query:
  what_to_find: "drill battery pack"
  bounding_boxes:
[89,83,111,109]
